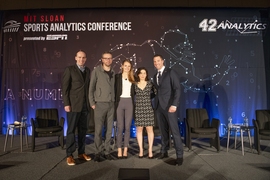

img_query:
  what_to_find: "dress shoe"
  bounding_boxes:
[78,154,91,161]
[138,156,144,158]
[94,154,101,162]
[105,154,114,161]
[67,156,75,166]
[175,158,183,166]
[148,156,154,159]
[156,152,168,159]
[123,156,128,159]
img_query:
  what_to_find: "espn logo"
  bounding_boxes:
[46,34,68,40]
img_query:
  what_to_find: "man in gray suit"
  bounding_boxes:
[152,54,184,166]
[62,50,91,166]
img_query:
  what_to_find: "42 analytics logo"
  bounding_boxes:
[199,19,267,34]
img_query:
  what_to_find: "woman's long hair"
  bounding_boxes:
[136,67,149,82]
[121,59,135,83]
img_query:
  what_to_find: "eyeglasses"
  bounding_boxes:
[102,57,112,60]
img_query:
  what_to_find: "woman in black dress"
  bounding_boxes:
[134,67,155,158]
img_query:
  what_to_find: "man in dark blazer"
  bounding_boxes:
[152,54,184,166]
[62,50,91,165]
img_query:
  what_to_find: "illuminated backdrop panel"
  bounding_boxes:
[1,8,269,136]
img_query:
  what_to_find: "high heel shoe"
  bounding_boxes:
[117,148,123,159]
[138,155,143,158]
[123,148,128,159]
[148,156,153,159]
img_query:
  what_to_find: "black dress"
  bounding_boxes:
[134,81,155,127]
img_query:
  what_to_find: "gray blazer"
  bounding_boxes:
[89,64,115,106]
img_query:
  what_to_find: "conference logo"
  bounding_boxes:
[3,20,21,33]
[199,19,267,35]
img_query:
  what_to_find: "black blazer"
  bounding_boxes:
[114,74,135,119]
[152,67,181,110]
[115,73,135,108]
[62,65,91,112]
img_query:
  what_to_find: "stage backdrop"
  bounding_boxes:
[1,8,269,136]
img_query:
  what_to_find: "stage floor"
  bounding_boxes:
[0,134,269,180]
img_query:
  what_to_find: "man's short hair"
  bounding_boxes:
[76,50,86,57]
[101,51,112,58]
[153,54,164,60]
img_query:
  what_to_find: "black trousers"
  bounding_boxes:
[66,101,88,157]
[156,105,183,158]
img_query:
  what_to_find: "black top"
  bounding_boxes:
[114,73,135,118]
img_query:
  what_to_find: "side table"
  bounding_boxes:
[227,124,254,156]
[4,123,29,152]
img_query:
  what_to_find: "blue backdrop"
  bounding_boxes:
[0,8,269,136]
